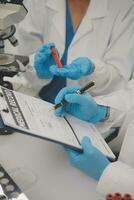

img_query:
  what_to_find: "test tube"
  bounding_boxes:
[124,194,132,200]
[51,47,62,68]
[113,193,122,200]
[106,194,113,200]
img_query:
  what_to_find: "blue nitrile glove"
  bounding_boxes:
[50,57,94,80]
[55,86,108,123]
[34,43,59,79]
[65,136,110,180]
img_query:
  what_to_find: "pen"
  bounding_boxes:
[50,81,95,111]
[51,46,62,68]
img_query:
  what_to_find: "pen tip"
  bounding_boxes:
[49,107,55,112]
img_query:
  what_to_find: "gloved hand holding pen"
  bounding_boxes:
[54,85,110,180]
[34,43,59,79]
[55,85,108,123]
[50,57,95,80]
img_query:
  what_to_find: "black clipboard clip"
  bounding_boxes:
[0,115,14,135]
[0,92,14,135]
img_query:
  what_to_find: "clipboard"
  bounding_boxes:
[0,86,116,160]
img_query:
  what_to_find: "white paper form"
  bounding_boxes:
[0,87,81,149]
[66,115,115,159]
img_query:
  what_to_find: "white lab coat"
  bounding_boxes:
[94,79,134,195]
[95,79,134,137]
[97,111,134,195]
[16,0,134,95]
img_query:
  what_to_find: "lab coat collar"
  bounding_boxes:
[71,0,108,46]
[46,0,108,47]
[88,0,108,19]
[46,0,63,12]
[46,0,66,45]
[46,0,108,18]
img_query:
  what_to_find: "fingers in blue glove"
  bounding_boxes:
[64,93,100,121]
[64,147,80,157]
[50,64,80,79]
[50,57,94,80]
[35,43,54,62]
[55,85,81,117]
[65,93,91,105]
[64,136,109,180]
[82,137,110,180]
[64,137,92,160]
[35,43,55,63]
[34,42,58,79]
[37,42,55,54]
[55,86,81,104]
[81,136,92,152]
[50,65,76,77]
[66,137,110,180]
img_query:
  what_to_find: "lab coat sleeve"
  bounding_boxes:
[14,0,51,90]
[22,54,52,91]
[90,5,134,95]
[97,161,134,195]
[16,0,45,55]
[97,119,134,195]
[94,79,134,135]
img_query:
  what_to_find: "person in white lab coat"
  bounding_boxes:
[54,79,134,195]
[16,0,134,103]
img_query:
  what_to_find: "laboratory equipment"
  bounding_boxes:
[0,0,28,89]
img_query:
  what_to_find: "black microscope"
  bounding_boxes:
[0,0,29,89]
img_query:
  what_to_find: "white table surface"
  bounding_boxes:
[0,132,99,200]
